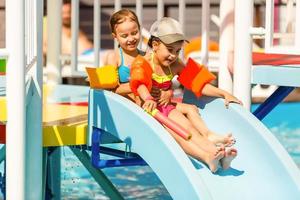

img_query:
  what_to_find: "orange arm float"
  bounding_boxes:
[178,58,216,97]
[130,55,153,95]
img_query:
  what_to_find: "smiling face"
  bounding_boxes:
[112,18,141,52]
[152,39,183,67]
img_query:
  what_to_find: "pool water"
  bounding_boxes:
[60,102,300,199]
[252,102,300,165]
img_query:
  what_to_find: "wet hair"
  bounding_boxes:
[109,9,141,34]
[63,0,71,4]
[148,36,184,49]
[147,36,161,48]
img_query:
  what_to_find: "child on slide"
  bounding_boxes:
[104,9,173,106]
[102,9,142,103]
[130,17,242,172]
[101,9,145,104]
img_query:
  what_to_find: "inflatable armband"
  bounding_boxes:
[130,55,153,95]
[86,65,119,89]
[178,58,216,97]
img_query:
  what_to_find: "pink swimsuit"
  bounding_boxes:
[153,80,176,117]
[151,54,176,117]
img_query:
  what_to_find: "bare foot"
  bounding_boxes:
[206,150,225,173]
[220,148,238,170]
[208,132,236,147]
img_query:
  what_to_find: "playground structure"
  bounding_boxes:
[0,0,300,199]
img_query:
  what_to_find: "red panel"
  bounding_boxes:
[0,124,6,144]
[253,52,300,66]
[56,102,88,106]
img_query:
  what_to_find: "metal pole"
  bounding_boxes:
[157,0,164,20]
[201,0,210,65]
[6,0,26,198]
[179,0,186,60]
[114,0,121,50]
[218,0,234,93]
[265,0,274,51]
[94,0,100,67]
[136,0,143,49]
[296,0,300,49]
[234,0,253,110]
[71,0,79,74]
[46,0,62,85]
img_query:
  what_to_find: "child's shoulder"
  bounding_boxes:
[103,49,120,66]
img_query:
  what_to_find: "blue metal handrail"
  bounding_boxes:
[253,86,294,120]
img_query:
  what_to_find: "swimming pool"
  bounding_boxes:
[61,102,300,199]
[252,102,300,165]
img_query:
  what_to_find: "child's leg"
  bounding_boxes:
[165,126,224,172]
[166,109,224,172]
[167,108,221,154]
[176,102,235,146]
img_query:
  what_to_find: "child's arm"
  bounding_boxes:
[146,59,181,106]
[137,84,157,112]
[150,87,173,106]
[104,50,132,95]
[202,84,243,107]
[158,90,173,106]
[114,83,132,95]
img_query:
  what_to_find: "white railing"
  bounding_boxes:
[93,0,101,66]
[218,0,234,93]
[224,0,300,109]
[71,0,80,76]
[201,0,210,65]
[264,0,300,54]
[234,0,253,110]
[0,49,8,60]
[46,0,209,84]
[6,0,43,199]
[46,0,62,85]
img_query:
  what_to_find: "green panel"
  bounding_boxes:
[0,59,6,73]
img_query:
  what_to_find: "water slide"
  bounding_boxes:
[88,89,300,200]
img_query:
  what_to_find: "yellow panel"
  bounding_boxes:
[43,123,88,147]
[0,96,90,146]
[42,103,89,146]
[43,104,88,125]
[0,97,6,122]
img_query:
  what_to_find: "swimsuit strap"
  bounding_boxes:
[119,48,125,66]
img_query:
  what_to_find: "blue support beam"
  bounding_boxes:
[91,127,147,169]
[253,86,295,120]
